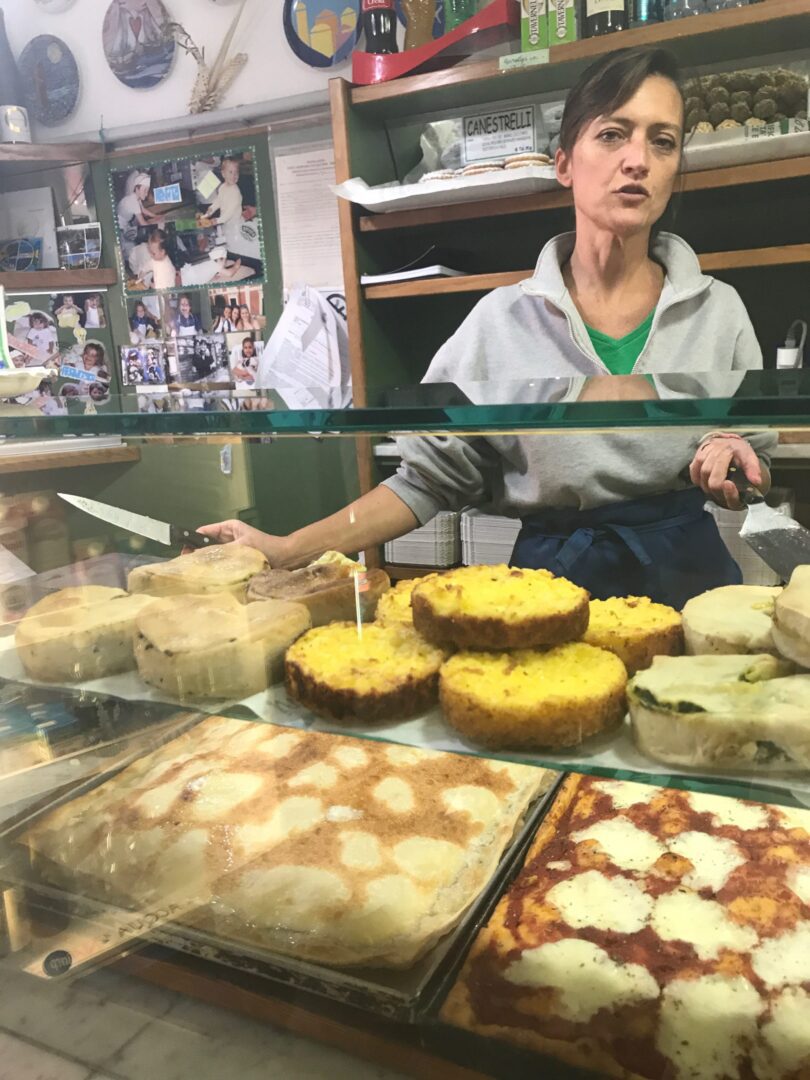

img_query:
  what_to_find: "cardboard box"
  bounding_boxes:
[548,0,577,43]
[521,0,549,50]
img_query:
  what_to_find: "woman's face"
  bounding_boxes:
[180,297,191,316]
[556,75,683,240]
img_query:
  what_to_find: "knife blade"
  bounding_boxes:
[728,469,810,582]
[58,494,214,549]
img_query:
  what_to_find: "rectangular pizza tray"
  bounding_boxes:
[0,731,562,1023]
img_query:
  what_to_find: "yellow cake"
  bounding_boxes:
[583,596,683,675]
[285,622,448,722]
[440,642,628,749]
[412,565,589,650]
[375,576,437,628]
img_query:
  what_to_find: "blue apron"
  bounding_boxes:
[510,488,742,610]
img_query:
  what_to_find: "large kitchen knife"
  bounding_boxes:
[58,494,216,549]
[730,471,810,582]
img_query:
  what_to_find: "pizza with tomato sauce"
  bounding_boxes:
[441,774,810,1080]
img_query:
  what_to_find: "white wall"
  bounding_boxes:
[5,0,342,140]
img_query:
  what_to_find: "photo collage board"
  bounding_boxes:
[110,146,268,413]
[4,290,115,414]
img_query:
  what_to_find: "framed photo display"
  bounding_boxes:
[109,146,266,297]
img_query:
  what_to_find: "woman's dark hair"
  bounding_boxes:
[559,47,682,155]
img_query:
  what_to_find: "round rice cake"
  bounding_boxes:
[440,643,628,749]
[583,595,683,675]
[411,565,589,649]
[682,584,781,656]
[375,575,437,628]
[285,622,448,723]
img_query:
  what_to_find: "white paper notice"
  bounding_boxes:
[273,142,344,293]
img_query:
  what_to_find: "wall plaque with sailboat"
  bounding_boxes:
[102,0,176,90]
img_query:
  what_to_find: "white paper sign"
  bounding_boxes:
[463,106,535,163]
[273,142,344,293]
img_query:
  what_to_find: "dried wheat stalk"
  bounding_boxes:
[168,0,248,114]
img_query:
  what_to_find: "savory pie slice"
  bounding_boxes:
[22,718,555,968]
[441,774,810,1080]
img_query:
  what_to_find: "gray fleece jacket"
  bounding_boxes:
[384,231,774,525]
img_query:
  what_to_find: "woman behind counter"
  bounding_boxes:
[200,47,771,609]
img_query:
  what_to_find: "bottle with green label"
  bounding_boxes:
[582,0,627,36]
[445,0,477,30]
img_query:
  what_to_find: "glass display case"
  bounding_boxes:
[0,374,809,1079]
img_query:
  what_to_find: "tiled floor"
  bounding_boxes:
[0,964,407,1080]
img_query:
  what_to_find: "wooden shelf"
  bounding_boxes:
[351,1,810,115]
[0,268,118,291]
[0,141,103,164]
[384,562,459,581]
[364,246,810,299]
[358,157,810,234]
[0,446,140,475]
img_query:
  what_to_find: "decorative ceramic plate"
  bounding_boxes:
[19,35,80,126]
[102,0,176,90]
[283,0,361,68]
[396,0,445,37]
[34,0,78,12]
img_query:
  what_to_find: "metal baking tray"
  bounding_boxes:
[0,734,562,1023]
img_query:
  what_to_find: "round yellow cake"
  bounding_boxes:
[583,596,683,675]
[412,565,589,650]
[285,622,448,722]
[440,642,628,749]
[375,576,437,628]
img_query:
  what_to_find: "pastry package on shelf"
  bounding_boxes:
[441,773,810,1080]
[440,643,627,750]
[411,565,589,650]
[771,566,810,668]
[21,717,555,968]
[128,544,267,601]
[285,622,448,722]
[15,586,156,682]
[682,584,782,656]
[135,593,310,700]
[582,595,683,675]
[628,653,810,771]
[247,556,390,626]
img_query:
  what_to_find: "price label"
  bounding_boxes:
[463,105,536,164]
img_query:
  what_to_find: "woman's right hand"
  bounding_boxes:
[196,520,289,565]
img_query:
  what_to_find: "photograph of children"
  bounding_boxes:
[228,333,264,389]
[60,341,112,400]
[162,291,203,337]
[128,295,162,341]
[208,284,265,334]
[120,343,167,386]
[175,335,230,384]
[51,292,108,331]
[82,292,107,330]
[8,309,59,367]
[111,147,264,296]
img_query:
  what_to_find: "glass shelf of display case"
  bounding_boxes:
[1,370,810,440]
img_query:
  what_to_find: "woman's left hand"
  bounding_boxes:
[689,434,764,511]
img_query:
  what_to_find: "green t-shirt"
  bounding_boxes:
[585,309,655,375]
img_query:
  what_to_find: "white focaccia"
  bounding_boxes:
[22,718,554,968]
[772,566,810,668]
[15,586,157,682]
[628,653,810,771]
[682,585,782,656]
[134,593,311,700]
[127,545,267,601]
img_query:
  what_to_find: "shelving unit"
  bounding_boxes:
[0,268,117,291]
[0,140,103,172]
[364,245,810,299]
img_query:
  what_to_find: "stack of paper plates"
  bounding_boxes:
[461,509,521,566]
[384,511,460,567]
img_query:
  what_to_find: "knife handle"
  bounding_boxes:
[727,466,764,506]
[170,526,216,549]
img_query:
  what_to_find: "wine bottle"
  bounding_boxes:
[0,8,30,143]
[582,0,627,36]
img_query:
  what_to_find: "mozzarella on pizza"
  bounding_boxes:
[441,774,810,1080]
